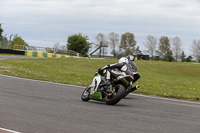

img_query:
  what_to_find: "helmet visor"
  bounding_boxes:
[129,55,134,61]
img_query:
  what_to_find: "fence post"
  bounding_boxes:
[99,41,102,58]
[7,34,13,49]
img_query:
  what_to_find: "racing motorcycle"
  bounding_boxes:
[81,69,141,105]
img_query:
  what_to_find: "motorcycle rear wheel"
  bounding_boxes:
[81,87,91,101]
[105,84,125,105]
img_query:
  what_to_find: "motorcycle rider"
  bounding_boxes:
[126,55,140,93]
[98,55,140,93]
[127,55,137,72]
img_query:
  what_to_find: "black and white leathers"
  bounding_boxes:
[100,62,134,80]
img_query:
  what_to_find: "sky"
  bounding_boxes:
[0,0,200,56]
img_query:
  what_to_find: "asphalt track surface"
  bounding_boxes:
[1,75,200,133]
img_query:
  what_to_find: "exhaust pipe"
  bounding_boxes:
[136,85,139,90]
[131,85,140,92]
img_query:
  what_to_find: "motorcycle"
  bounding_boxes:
[81,69,141,105]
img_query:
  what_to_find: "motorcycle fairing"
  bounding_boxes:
[90,91,104,101]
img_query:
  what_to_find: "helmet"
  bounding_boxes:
[127,55,134,61]
[118,57,128,64]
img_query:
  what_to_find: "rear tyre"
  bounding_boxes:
[105,84,125,105]
[123,92,129,98]
[81,87,91,101]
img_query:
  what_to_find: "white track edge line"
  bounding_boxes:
[0,74,84,89]
[0,127,21,133]
[130,93,200,105]
[1,74,200,105]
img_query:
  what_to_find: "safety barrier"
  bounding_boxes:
[25,51,85,59]
[0,48,25,55]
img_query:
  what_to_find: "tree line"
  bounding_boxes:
[1,24,199,62]
[143,35,200,62]
[65,32,200,62]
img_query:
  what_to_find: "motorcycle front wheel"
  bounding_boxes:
[81,86,91,101]
[105,84,125,105]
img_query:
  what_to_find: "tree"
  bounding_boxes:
[54,42,60,53]
[165,50,174,62]
[95,33,108,57]
[181,51,186,62]
[120,32,136,56]
[143,35,157,58]
[67,33,90,56]
[172,36,182,62]
[11,34,28,49]
[54,42,67,54]
[108,32,119,59]
[191,40,200,62]
[158,36,171,60]
[0,24,3,47]
[0,24,3,40]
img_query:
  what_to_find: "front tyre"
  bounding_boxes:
[105,84,125,105]
[81,87,91,101]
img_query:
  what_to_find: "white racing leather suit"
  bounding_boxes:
[99,62,133,81]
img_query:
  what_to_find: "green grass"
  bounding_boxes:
[0,58,116,86]
[137,61,200,101]
[0,58,200,101]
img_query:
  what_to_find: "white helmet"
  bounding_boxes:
[118,57,128,64]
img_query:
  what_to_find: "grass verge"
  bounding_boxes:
[0,58,199,101]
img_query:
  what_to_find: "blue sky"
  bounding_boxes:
[0,0,200,56]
